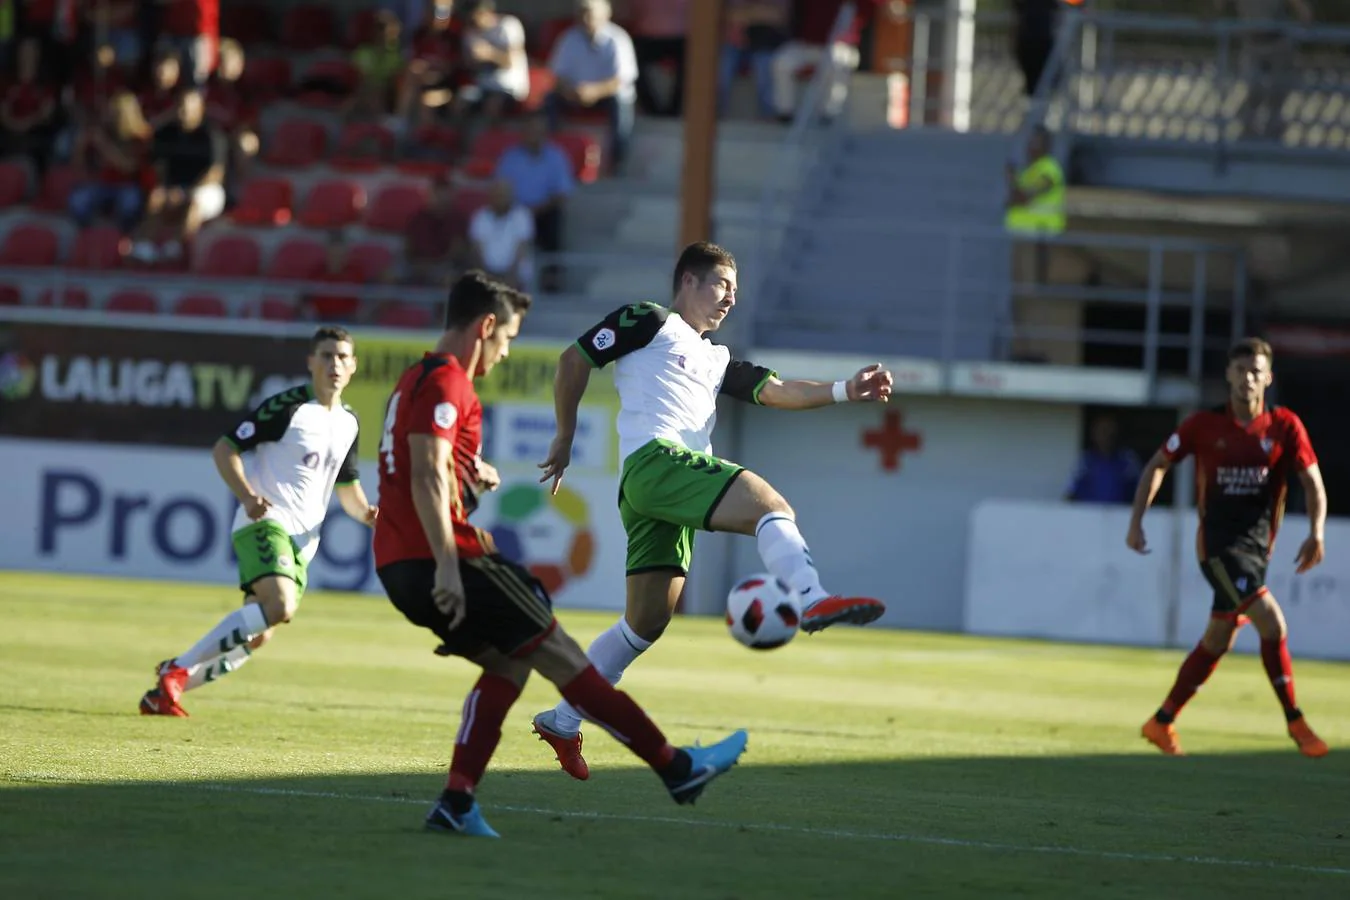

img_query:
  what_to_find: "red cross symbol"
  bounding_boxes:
[863,409,922,472]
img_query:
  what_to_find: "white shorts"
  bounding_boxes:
[192,183,227,221]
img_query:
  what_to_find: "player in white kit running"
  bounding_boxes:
[139,327,378,716]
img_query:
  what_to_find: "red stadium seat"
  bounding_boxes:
[267,236,326,279]
[554,131,603,183]
[521,66,556,112]
[263,118,327,167]
[281,5,336,51]
[0,223,59,266]
[32,165,79,212]
[366,183,429,233]
[0,284,23,305]
[395,159,453,180]
[240,57,293,100]
[231,177,293,226]
[531,18,572,62]
[332,122,396,169]
[449,187,490,225]
[174,294,228,317]
[298,179,365,229]
[37,287,91,309]
[69,226,125,270]
[345,8,380,48]
[468,128,522,164]
[220,2,272,44]
[300,58,360,96]
[413,124,461,156]
[376,302,434,329]
[258,296,298,321]
[0,161,29,206]
[346,242,395,281]
[197,233,262,277]
[105,290,160,314]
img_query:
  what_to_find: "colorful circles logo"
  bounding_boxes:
[491,483,595,595]
[0,352,36,400]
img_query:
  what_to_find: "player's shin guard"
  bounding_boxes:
[755,512,828,606]
[182,645,254,692]
[1156,643,1223,723]
[1260,637,1302,721]
[559,665,680,773]
[447,674,523,793]
[551,618,652,734]
[173,603,269,669]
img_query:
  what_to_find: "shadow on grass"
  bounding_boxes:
[2,750,1348,900]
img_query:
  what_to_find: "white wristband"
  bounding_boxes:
[831,380,849,404]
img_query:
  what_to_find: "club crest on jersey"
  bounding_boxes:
[592,328,616,351]
[1260,438,1275,453]
[434,402,457,429]
[303,452,320,469]
[236,421,256,441]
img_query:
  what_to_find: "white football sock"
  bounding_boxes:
[756,512,830,607]
[173,603,268,669]
[551,618,653,735]
[183,645,254,692]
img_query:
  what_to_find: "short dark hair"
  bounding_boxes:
[311,326,353,353]
[1229,337,1273,365]
[444,270,532,330]
[462,0,495,14]
[672,241,736,296]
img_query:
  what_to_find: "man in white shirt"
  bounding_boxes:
[469,179,535,289]
[139,327,378,717]
[545,0,637,170]
[531,242,895,780]
[454,0,529,123]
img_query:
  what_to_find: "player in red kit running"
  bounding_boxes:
[373,271,747,837]
[1127,338,1329,758]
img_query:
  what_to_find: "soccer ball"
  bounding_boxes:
[726,574,801,650]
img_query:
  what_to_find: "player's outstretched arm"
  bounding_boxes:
[336,483,378,527]
[211,438,269,520]
[1125,450,1172,554]
[1294,463,1327,573]
[757,363,894,410]
[539,344,592,495]
[409,434,467,628]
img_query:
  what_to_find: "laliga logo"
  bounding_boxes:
[489,483,595,595]
[0,352,37,400]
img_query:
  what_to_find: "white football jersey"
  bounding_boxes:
[224,384,360,563]
[575,303,775,462]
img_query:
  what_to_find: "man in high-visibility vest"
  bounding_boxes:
[1004,125,1066,236]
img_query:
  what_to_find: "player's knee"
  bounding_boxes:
[476,652,532,689]
[252,583,299,626]
[248,628,274,650]
[626,606,672,642]
[527,627,590,687]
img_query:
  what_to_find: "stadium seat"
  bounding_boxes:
[174,294,228,317]
[469,128,522,165]
[197,233,263,277]
[105,290,160,314]
[220,2,272,44]
[37,287,91,309]
[555,132,603,183]
[231,177,293,226]
[345,8,380,48]
[240,57,293,101]
[531,18,572,62]
[346,241,395,281]
[522,66,556,112]
[376,302,434,328]
[32,165,79,213]
[450,187,490,224]
[281,5,336,50]
[263,119,327,166]
[395,159,453,181]
[0,285,23,305]
[299,58,360,96]
[366,183,429,233]
[69,226,125,270]
[258,296,298,321]
[332,122,396,169]
[0,161,29,207]
[298,179,365,229]
[413,124,461,156]
[267,236,326,279]
[0,223,60,266]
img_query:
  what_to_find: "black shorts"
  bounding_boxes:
[1199,549,1269,616]
[377,555,556,659]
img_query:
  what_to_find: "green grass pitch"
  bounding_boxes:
[2,571,1348,899]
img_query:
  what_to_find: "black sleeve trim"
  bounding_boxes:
[223,384,311,452]
[574,302,668,369]
[720,359,777,404]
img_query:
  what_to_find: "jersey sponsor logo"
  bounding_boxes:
[434,402,458,430]
[235,421,256,441]
[592,328,616,351]
[1216,465,1271,495]
[1260,438,1275,453]
[1166,433,1180,453]
[1236,576,1249,592]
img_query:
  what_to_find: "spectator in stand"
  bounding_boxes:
[1065,415,1141,505]
[402,178,469,285]
[469,179,534,289]
[351,11,405,121]
[132,89,226,264]
[1217,0,1313,140]
[68,90,151,236]
[0,39,58,175]
[495,112,573,288]
[625,0,688,118]
[546,0,637,171]
[94,1,146,73]
[161,0,220,87]
[302,232,367,322]
[205,38,258,208]
[399,1,459,127]
[453,0,529,126]
[17,0,76,88]
[719,0,790,118]
[140,50,183,130]
[771,0,877,122]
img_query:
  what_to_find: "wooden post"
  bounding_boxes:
[679,0,723,249]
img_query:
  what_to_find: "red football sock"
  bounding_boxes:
[1260,637,1301,721]
[446,673,522,794]
[1157,643,1222,723]
[560,665,677,770]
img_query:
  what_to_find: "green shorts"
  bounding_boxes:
[618,438,744,575]
[232,519,308,599]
